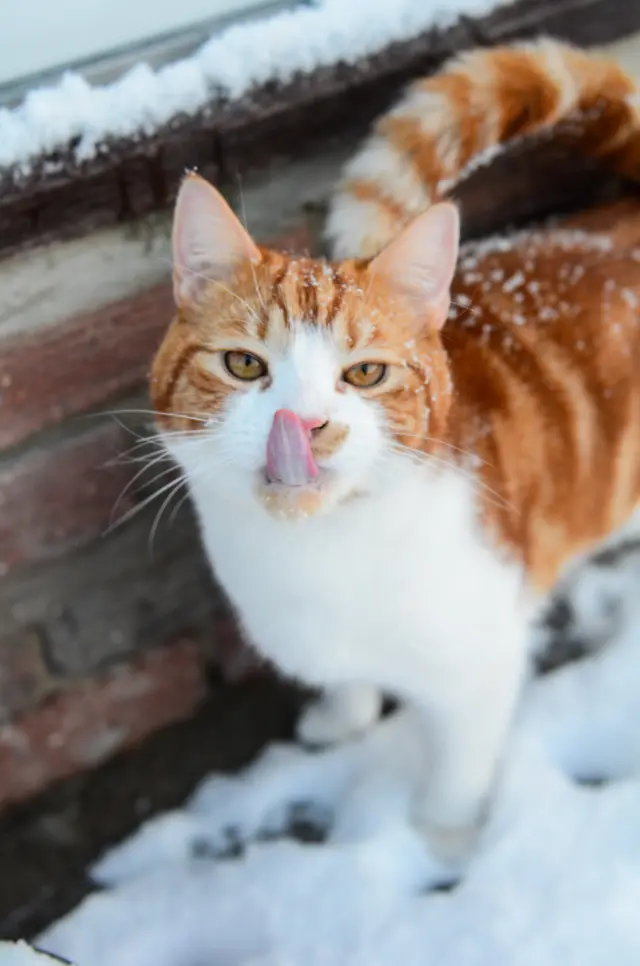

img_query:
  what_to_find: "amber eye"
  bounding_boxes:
[223,350,268,381]
[342,362,387,389]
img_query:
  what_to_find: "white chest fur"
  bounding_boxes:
[180,451,535,847]
[188,460,528,698]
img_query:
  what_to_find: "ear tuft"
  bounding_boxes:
[369,202,460,328]
[172,173,261,306]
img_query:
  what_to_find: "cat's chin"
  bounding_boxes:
[254,470,343,520]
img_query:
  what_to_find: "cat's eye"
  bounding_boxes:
[342,362,387,389]
[223,350,268,381]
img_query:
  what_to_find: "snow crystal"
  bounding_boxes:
[539,306,557,322]
[503,271,525,294]
[558,264,572,281]
[36,616,640,966]
[570,264,585,283]
[0,0,510,175]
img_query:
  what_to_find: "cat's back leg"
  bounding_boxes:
[535,514,640,673]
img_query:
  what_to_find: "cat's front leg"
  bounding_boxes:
[297,682,382,746]
[410,637,527,866]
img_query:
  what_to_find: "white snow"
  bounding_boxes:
[36,620,640,966]
[0,0,509,175]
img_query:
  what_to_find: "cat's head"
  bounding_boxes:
[151,174,459,519]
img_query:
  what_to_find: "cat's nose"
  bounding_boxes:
[301,417,329,435]
[309,419,349,459]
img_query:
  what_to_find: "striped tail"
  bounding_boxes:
[326,39,640,259]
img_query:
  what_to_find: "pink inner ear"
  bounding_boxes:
[172,173,261,306]
[266,410,319,486]
[369,202,460,326]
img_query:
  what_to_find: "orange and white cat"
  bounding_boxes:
[151,40,640,871]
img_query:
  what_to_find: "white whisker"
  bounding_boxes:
[106,429,208,467]
[389,442,514,514]
[104,433,224,535]
[387,428,491,467]
[100,408,210,424]
[109,455,176,525]
[148,476,190,555]
[103,474,186,536]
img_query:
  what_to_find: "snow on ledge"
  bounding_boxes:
[0,0,509,178]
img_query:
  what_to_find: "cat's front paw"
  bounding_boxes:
[411,791,485,871]
[296,684,381,747]
[297,698,368,747]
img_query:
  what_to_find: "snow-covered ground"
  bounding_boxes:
[33,618,640,966]
[0,0,508,173]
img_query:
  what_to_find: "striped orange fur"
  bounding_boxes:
[326,38,640,259]
[447,199,640,590]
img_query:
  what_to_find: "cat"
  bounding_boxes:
[150,40,640,871]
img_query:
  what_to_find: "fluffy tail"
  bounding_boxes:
[326,39,640,259]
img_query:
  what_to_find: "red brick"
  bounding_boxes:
[0,224,313,451]
[0,639,207,808]
[0,422,137,573]
[0,490,218,690]
[0,282,172,451]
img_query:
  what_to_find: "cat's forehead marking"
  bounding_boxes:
[298,265,320,324]
[259,257,372,352]
[265,262,291,331]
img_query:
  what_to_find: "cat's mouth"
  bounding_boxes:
[254,409,337,519]
[254,468,336,520]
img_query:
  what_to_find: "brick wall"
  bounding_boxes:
[0,161,320,807]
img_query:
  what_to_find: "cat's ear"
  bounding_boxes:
[369,202,459,329]
[172,172,261,306]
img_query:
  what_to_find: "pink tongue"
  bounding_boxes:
[266,409,319,486]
